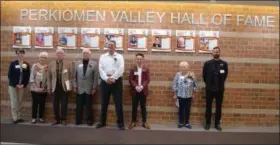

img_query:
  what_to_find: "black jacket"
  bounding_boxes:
[202,59,228,92]
[8,60,30,88]
[153,43,161,48]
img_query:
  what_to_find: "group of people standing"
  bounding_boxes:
[8,40,228,131]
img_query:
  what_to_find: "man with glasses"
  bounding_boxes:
[48,48,72,126]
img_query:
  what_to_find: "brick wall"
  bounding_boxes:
[1,1,279,126]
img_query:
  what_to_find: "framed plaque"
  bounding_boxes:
[127,29,148,52]
[81,28,100,50]
[151,29,172,52]
[12,26,32,48]
[57,27,77,49]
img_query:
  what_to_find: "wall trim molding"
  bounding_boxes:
[1,101,278,115]
[1,76,279,89]
[1,52,279,64]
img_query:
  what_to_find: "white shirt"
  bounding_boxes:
[137,66,142,86]
[99,52,124,81]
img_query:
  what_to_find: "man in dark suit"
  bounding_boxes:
[129,35,137,46]
[8,48,30,124]
[59,35,67,45]
[202,47,228,131]
[153,36,161,48]
[128,53,150,129]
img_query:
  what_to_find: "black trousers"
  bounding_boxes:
[205,89,224,126]
[76,93,93,124]
[53,83,69,121]
[31,91,47,119]
[99,78,124,125]
[132,91,147,123]
[178,97,192,124]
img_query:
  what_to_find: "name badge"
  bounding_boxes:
[134,72,138,75]
[65,80,70,91]
[78,64,83,68]
[36,72,42,76]
[15,65,20,69]
[179,76,185,79]
[36,72,43,81]
[63,69,68,73]
[220,70,225,74]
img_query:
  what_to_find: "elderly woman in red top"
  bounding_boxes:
[29,52,49,124]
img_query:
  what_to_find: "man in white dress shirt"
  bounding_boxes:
[95,40,125,130]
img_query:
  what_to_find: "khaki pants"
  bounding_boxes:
[8,86,25,121]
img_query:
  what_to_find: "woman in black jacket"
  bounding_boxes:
[8,48,30,124]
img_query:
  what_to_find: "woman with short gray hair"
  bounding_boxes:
[172,61,197,129]
[29,51,49,124]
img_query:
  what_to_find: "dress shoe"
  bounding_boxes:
[128,122,136,129]
[178,124,183,128]
[87,121,93,126]
[215,125,222,131]
[118,124,125,130]
[204,124,210,130]
[95,122,106,129]
[39,118,45,123]
[12,120,18,124]
[51,120,60,126]
[142,122,150,129]
[61,120,67,126]
[185,124,192,129]
[17,119,24,123]
[31,119,36,124]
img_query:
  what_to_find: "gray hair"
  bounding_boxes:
[56,48,65,54]
[179,61,189,68]
[38,51,48,58]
